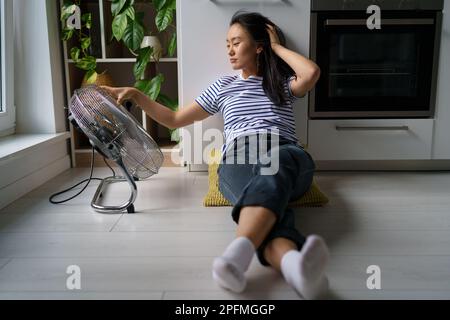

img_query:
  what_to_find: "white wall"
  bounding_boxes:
[14,0,67,134]
[177,0,311,169]
[432,1,450,159]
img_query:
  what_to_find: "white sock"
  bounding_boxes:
[281,235,330,300]
[212,236,255,293]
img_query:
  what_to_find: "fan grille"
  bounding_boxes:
[69,85,164,179]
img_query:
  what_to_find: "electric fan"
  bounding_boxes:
[68,85,164,214]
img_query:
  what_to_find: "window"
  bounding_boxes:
[0,1,3,112]
[0,2,2,110]
[0,0,14,136]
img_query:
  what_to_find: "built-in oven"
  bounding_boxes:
[310,0,444,119]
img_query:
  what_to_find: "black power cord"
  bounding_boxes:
[49,147,116,204]
[55,100,134,206]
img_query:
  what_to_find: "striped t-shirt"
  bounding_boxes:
[195,73,302,155]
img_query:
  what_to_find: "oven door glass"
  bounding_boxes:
[313,11,438,117]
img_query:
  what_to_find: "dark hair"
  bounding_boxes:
[230,11,295,106]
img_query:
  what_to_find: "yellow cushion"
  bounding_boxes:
[203,148,329,207]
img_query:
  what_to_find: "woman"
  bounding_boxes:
[102,11,329,300]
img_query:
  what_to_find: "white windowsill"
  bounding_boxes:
[0,132,71,166]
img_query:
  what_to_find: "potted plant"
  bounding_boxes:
[60,0,102,85]
[110,0,179,142]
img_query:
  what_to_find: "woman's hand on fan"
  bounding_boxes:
[101,86,140,105]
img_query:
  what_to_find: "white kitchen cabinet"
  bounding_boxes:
[432,1,450,159]
[177,0,311,169]
[308,119,434,161]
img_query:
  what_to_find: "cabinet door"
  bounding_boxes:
[433,6,450,159]
[177,0,311,167]
[308,119,434,161]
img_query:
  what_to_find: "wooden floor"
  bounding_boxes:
[1,167,450,300]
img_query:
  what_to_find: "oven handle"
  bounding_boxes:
[335,126,410,131]
[325,19,435,26]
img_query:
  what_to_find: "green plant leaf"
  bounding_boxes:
[84,70,98,84]
[70,47,81,62]
[135,74,164,101]
[133,46,153,80]
[61,4,77,21]
[168,32,177,57]
[123,6,135,20]
[166,0,176,11]
[81,37,91,51]
[81,13,92,29]
[155,7,173,32]
[62,28,74,41]
[153,0,167,11]
[135,80,152,98]
[157,93,178,112]
[123,18,145,51]
[111,0,127,17]
[112,13,128,41]
[76,56,97,71]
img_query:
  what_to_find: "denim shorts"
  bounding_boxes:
[217,132,316,266]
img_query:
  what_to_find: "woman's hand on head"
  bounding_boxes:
[101,86,140,106]
[266,24,280,50]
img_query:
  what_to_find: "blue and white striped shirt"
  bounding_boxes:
[195,74,302,155]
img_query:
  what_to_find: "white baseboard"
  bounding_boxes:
[188,164,208,172]
[0,155,71,210]
[187,160,450,172]
[0,134,71,210]
[315,160,450,171]
[0,138,69,190]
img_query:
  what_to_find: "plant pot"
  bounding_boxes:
[141,36,163,61]
[170,128,180,143]
[81,71,115,87]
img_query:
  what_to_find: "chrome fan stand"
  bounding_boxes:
[91,153,138,214]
